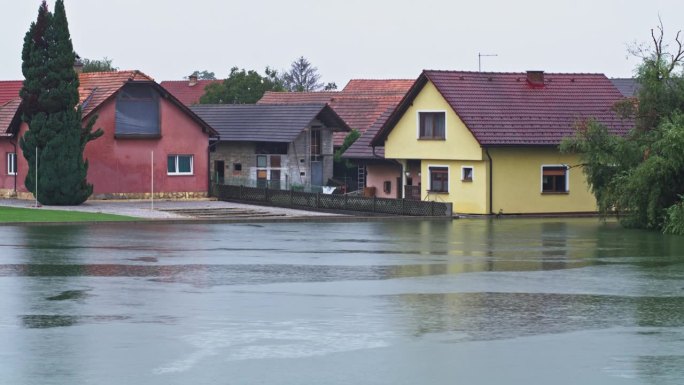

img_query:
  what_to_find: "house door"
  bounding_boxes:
[214,160,225,184]
[311,161,324,187]
[270,170,281,190]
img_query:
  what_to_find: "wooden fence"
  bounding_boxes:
[215,184,453,217]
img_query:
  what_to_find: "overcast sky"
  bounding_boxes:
[1,0,683,85]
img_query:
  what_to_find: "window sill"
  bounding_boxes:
[115,134,161,139]
[427,190,449,194]
[461,178,473,183]
[167,173,194,176]
[418,138,446,141]
[541,191,569,195]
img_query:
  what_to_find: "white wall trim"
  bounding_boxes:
[416,110,448,140]
[540,164,569,193]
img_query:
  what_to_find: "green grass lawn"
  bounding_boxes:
[0,206,138,223]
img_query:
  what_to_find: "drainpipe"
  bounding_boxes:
[485,147,493,215]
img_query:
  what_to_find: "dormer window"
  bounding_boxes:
[115,83,160,138]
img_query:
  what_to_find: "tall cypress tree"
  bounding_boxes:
[19,0,102,205]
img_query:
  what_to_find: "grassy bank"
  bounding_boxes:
[0,206,138,223]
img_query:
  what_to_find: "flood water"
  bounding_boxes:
[1,218,684,384]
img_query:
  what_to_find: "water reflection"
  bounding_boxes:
[392,293,684,340]
[2,218,684,384]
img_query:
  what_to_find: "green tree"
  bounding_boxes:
[561,21,684,232]
[81,56,117,73]
[283,56,323,92]
[324,82,338,91]
[200,66,283,104]
[19,0,102,205]
[187,70,216,80]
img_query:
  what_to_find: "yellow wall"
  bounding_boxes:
[385,81,483,161]
[381,79,597,215]
[421,160,489,214]
[489,147,596,214]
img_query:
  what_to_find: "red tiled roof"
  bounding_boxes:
[79,70,155,117]
[259,79,412,151]
[0,99,21,137]
[1,71,217,137]
[159,79,222,106]
[373,71,633,147]
[343,79,415,94]
[0,81,22,105]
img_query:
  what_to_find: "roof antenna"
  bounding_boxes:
[478,53,498,72]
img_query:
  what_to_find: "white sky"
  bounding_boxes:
[1,0,683,85]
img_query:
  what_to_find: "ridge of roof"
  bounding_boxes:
[372,70,633,147]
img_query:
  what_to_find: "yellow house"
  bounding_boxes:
[371,70,633,215]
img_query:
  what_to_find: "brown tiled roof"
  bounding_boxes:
[342,79,415,93]
[0,81,23,136]
[79,70,155,118]
[0,71,217,137]
[259,91,340,105]
[258,79,412,155]
[0,99,21,137]
[159,79,222,106]
[373,70,634,147]
[0,81,22,105]
[190,104,349,143]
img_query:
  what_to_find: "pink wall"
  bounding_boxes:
[366,163,401,199]
[2,95,210,199]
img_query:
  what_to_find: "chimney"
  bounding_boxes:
[188,74,198,87]
[73,58,84,74]
[526,70,544,86]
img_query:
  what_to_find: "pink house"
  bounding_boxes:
[1,71,218,200]
[258,79,413,198]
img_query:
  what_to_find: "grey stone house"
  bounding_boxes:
[191,104,349,190]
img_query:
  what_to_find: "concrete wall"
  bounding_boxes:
[212,120,336,189]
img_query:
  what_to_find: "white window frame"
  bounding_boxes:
[416,110,447,140]
[7,152,17,175]
[461,166,474,181]
[168,154,194,176]
[428,164,450,193]
[540,164,569,193]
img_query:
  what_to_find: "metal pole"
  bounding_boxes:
[151,151,154,211]
[35,147,38,207]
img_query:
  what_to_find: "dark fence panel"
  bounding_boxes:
[216,185,452,217]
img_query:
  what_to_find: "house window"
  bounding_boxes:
[7,152,17,175]
[429,167,449,193]
[256,155,267,168]
[419,112,446,139]
[311,130,321,157]
[542,166,568,193]
[383,181,392,194]
[167,155,193,175]
[115,83,160,137]
[461,166,473,182]
[270,155,281,168]
[234,163,242,172]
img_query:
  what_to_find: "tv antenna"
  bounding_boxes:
[478,53,498,72]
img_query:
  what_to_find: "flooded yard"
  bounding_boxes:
[1,218,683,384]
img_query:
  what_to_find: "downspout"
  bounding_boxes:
[485,147,493,215]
